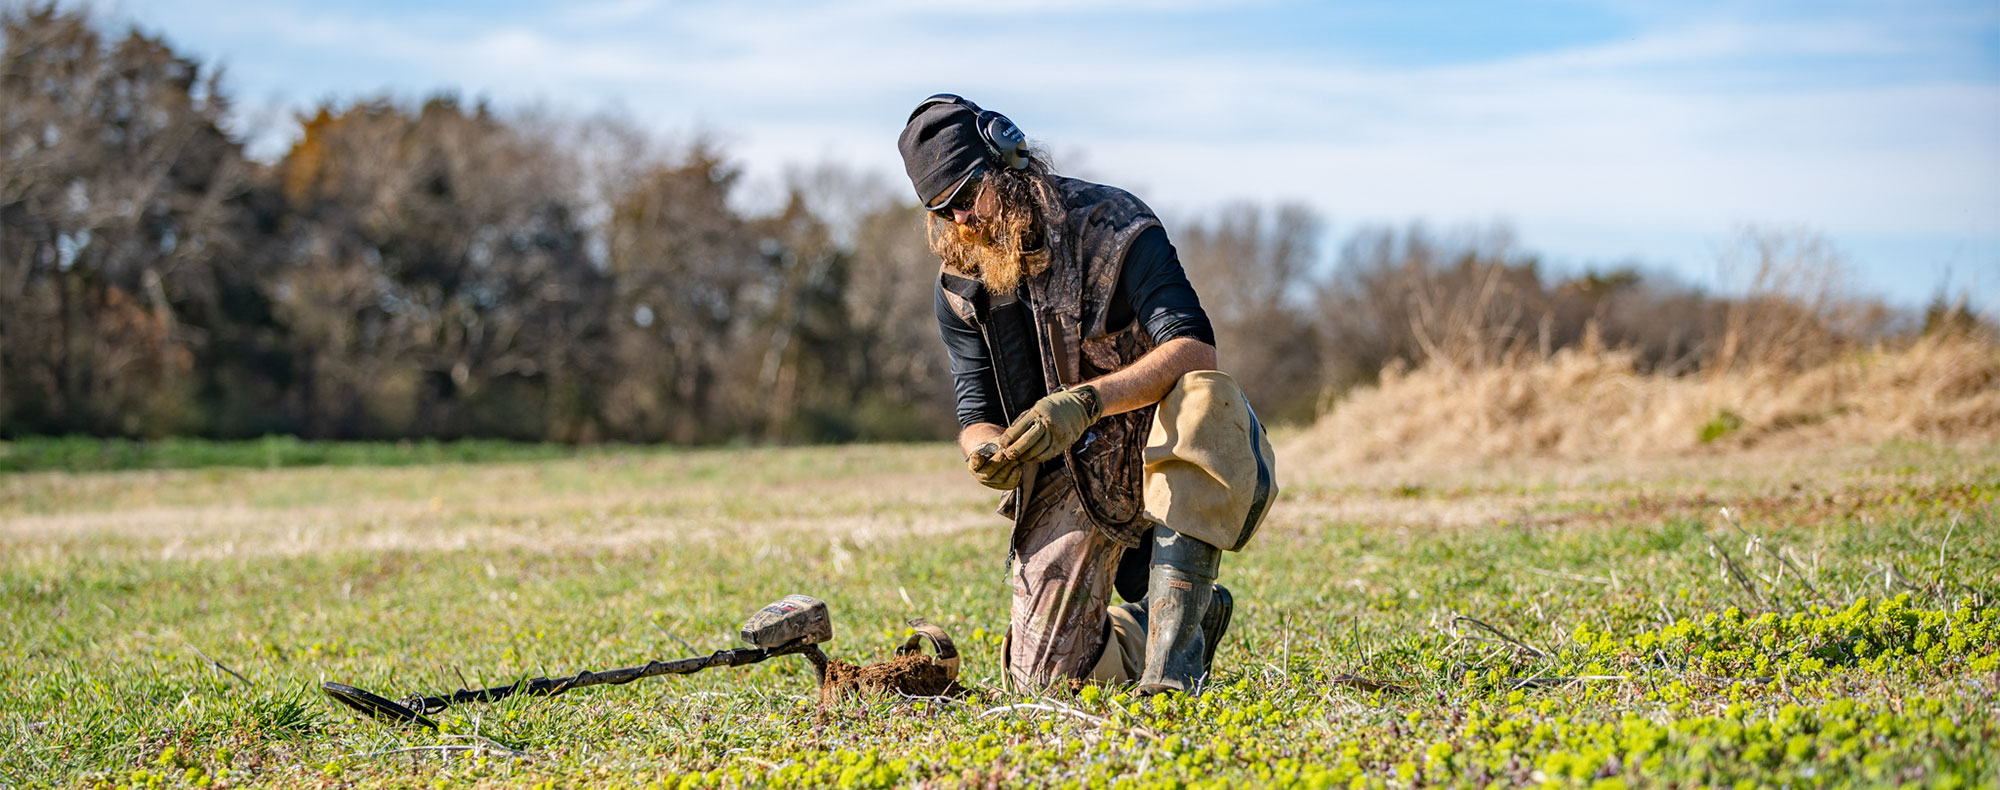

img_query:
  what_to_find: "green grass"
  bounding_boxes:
[0,436,613,473]
[1,442,1995,788]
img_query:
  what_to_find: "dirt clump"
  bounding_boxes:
[819,655,965,706]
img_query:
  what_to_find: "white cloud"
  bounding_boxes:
[113,0,2000,301]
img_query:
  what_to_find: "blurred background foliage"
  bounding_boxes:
[1,5,1984,446]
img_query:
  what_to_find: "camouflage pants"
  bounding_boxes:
[1005,468,1143,688]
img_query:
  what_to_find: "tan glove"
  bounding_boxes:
[966,442,1022,490]
[997,385,1103,464]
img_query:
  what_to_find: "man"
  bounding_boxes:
[897,94,1235,694]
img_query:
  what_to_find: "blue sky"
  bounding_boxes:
[103,0,2000,307]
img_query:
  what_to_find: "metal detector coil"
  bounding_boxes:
[322,681,439,730]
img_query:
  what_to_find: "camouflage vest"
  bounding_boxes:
[937,176,1163,546]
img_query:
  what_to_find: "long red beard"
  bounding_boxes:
[928,212,1048,295]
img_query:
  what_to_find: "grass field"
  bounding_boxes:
[0,436,604,474]
[2,440,1995,788]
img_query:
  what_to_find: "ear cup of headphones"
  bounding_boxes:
[980,111,1029,170]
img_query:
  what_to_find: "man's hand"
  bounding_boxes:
[966,442,1022,490]
[997,385,1102,464]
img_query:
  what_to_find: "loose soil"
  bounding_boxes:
[818,655,966,706]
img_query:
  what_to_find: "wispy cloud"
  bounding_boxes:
[111,0,2000,301]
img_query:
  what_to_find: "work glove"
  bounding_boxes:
[998,385,1103,464]
[966,442,1022,490]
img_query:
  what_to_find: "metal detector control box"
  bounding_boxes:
[740,594,833,648]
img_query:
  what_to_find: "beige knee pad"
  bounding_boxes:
[1087,606,1148,684]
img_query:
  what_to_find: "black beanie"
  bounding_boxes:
[899,101,991,207]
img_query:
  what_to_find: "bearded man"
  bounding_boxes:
[898,95,1272,694]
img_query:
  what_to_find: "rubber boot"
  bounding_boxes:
[1135,526,1226,696]
[1118,587,1232,688]
[1202,583,1233,671]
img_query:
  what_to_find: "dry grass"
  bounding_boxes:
[1287,332,2000,479]
[0,444,988,558]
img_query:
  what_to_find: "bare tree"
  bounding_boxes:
[1174,202,1328,423]
[1,3,248,436]
[846,198,956,438]
[272,96,609,439]
[599,141,759,443]
[1710,225,1897,374]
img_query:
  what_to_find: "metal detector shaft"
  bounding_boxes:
[398,640,828,715]
[324,595,840,729]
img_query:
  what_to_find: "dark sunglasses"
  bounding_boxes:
[927,168,985,219]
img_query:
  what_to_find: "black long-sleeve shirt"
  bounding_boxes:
[935,225,1215,428]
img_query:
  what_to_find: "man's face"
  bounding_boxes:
[926,169,1046,295]
[930,170,987,226]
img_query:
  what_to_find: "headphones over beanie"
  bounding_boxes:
[907,94,1030,171]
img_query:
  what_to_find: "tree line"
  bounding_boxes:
[2,5,1965,444]
[2,5,958,443]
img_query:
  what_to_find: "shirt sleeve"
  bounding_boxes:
[935,284,1007,428]
[1110,225,1217,347]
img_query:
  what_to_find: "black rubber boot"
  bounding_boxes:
[1118,587,1231,669]
[1135,526,1224,696]
[1202,583,1233,672]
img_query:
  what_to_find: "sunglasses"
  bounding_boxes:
[927,168,985,220]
